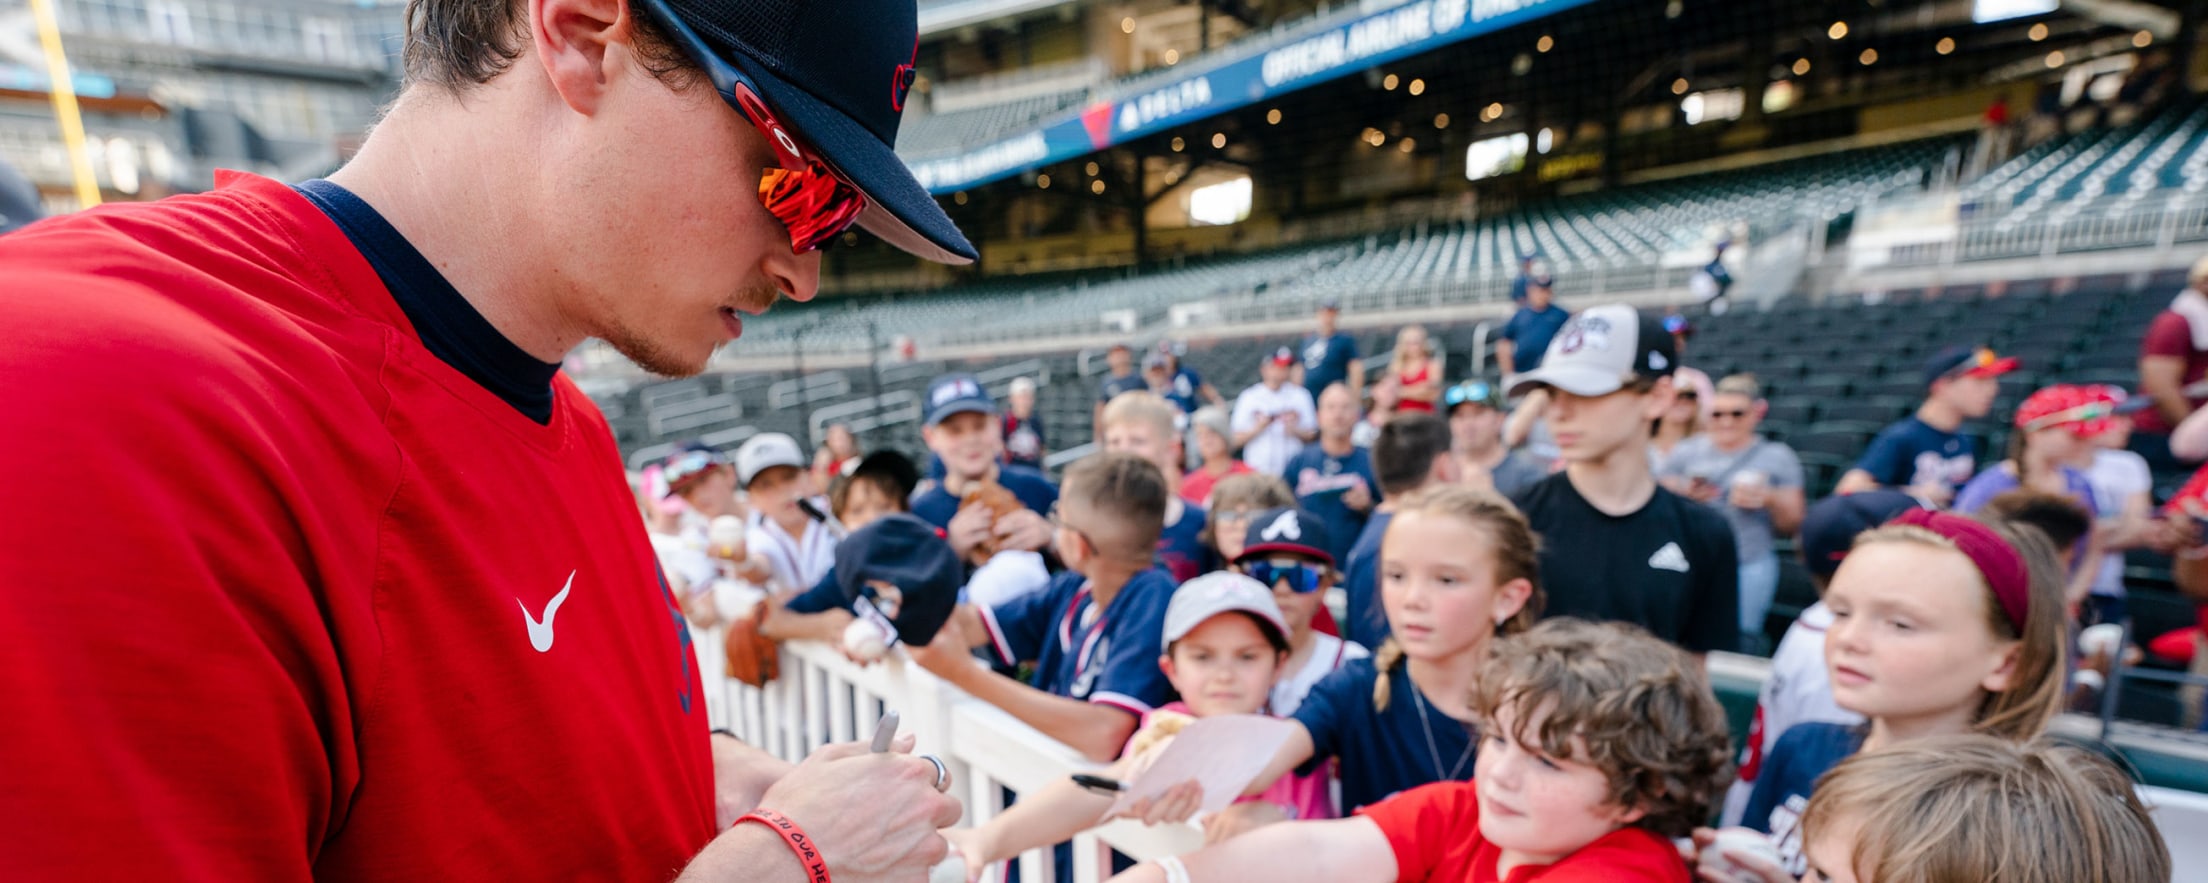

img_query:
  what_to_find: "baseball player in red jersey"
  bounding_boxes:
[0,0,972,879]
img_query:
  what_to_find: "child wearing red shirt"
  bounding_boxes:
[1105,618,1734,883]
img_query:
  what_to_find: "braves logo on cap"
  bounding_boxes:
[1260,510,1303,542]
[930,377,983,407]
[890,37,919,111]
[1556,316,1613,355]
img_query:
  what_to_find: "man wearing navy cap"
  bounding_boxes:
[1292,299,1363,400]
[911,373,1058,559]
[0,0,968,877]
[1835,345,2017,505]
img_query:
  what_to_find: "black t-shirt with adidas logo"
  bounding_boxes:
[1511,472,1741,654]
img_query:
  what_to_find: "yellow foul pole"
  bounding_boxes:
[29,0,101,209]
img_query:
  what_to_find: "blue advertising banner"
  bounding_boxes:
[907,0,1599,194]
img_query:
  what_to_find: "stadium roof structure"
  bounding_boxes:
[900,0,1598,193]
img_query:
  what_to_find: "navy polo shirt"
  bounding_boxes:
[977,568,1179,716]
[1340,511,1395,650]
[1282,444,1378,565]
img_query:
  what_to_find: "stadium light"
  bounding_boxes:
[2045,50,2064,68]
[1086,161,1099,176]
[1433,113,1450,129]
[1037,173,1051,188]
[1671,77,1689,95]
[1267,108,1282,125]
[1211,132,1226,149]
[1090,179,1105,194]
[1383,73,1399,91]
[953,191,967,205]
[1398,137,1416,154]
[1164,48,1180,65]
[1936,36,1955,55]
[1408,78,1425,96]
[2027,22,2047,41]
[1793,57,1811,75]
[1171,136,1185,152]
[1536,127,1553,153]
[1828,21,1847,39]
[1363,127,1385,147]
[2135,30,2153,48]
[1536,34,1553,53]
[1120,16,1134,33]
[1859,48,1877,65]
[1485,101,1504,121]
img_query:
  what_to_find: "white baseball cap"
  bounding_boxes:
[735,433,808,488]
[1162,572,1290,649]
[1504,304,1678,399]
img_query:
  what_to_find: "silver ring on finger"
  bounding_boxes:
[920,754,951,793]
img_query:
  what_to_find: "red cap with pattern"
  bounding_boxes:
[2013,384,2118,436]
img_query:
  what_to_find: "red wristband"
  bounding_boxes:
[734,809,830,883]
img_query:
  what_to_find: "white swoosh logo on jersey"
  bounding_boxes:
[519,571,575,653]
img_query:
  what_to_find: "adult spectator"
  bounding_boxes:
[1688,241,1734,312]
[2133,255,2208,473]
[1282,383,1379,565]
[1293,298,1363,400]
[1142,350,1184,411]
[1656,374,1805,647]
[1351,379,1397,449]
[1649,385,1701,464]
[1158,340,1224,414]
[1386,325,1442,414]
[1340,413,1459,649]
[1833,345,2016,505]
[0,0,966,875]
[1443,379,1546,497]
[1494,270,1567,379]
[1232,347,1319,476]
[811,422,862,489]
[1181,405,1252,506]
[1094,343,1146,443]
[1506,305,1740,658]
[1506,252,1541,305]
[1002,377,1047,470]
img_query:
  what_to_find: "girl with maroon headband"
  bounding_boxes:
[1700,509,2069,880]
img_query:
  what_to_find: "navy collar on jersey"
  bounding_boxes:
[294,179,560,424]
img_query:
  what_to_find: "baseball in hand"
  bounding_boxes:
[842,619,890,663]
[708,515,747,557]
[1700,829,1784,883]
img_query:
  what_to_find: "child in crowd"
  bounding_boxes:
[1228,508,1370,714]
[942,573,1334,876]
[1342,413,1458,650]
[1750,736,2169,883]
[1182,406,1252,507]
[1719,491,1924,826]
[1955,384,2106,603]
[910,452,1180,763]
[1203,473,1296,565]
[2075,386,2169,628]
[910,373,1058,563]
[726,432,838,596]
[1835,345,2017,505]
[1733,509,2069,875]
[1126,485,1540,838]
[1102,391,1215,581]
[762,451,922,644]
[1106,619,1734,883]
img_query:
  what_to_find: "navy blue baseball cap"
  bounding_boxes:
[1236,508,1335,567]
[1920,345,2019,387]
[1799,490,1933,578]
[923,372,995,426]
[640,0,975,264]
[834,514,962,645]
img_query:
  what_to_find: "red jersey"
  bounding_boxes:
[1359,781,1690,883]
[2136,309,2208,434]
[0,173,715,879]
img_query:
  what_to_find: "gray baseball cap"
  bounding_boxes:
[1162,572,1290,648]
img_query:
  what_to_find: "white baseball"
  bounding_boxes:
[842,619,890,662]
[1700,828,1784,882]
[708,515,746,556]
[2079,623,2123,659]
[928,855,967,883]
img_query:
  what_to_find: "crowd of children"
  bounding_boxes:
[629,304,2181,882]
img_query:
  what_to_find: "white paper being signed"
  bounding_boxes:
[1107,714,1300,817]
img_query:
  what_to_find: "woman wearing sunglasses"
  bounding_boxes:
[1229,509,1370,717]
[1656,374,1806,651]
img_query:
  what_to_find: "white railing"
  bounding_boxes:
[700,633,1204,883]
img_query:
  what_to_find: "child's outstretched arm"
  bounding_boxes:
[1103,816,1396,883]
[906,607,1139,762]
[945,758,1133,872]
[1116,723,1314,825]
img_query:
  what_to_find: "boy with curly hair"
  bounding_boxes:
[1106,617,1735,882]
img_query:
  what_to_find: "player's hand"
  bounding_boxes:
[947,504,993,558]
[748,736,964,883]
[994,509,1053,553]
[1199,800,1286,844]
[1113,779,1204,826]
